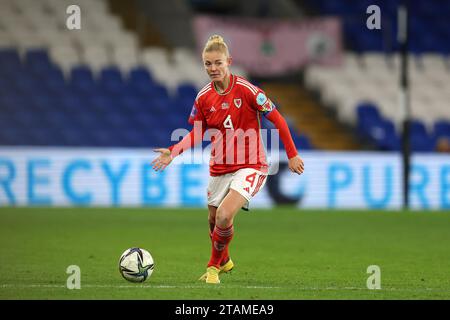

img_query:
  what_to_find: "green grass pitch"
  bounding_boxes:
[0,207,449,300]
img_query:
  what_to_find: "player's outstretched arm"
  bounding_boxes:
[151,124,205,172]
[151,148,172,172]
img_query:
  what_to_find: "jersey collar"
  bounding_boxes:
[212,74,235,96]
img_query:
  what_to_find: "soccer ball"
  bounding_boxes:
[119,247,154,283]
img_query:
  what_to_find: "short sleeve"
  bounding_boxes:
[250,89,277,117]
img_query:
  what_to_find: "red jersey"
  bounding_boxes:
[188,74,276,176]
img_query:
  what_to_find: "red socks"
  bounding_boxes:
[208,225,234,268]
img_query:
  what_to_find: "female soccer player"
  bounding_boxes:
[151,35,304,284]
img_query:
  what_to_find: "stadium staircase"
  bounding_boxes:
[262,82,363,150]
[108,0,167,48]
[129,0,196,49]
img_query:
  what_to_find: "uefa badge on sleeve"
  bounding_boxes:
[256,92,268,106]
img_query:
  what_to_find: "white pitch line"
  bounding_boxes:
[0,284,282,289]
[1,284,450,293]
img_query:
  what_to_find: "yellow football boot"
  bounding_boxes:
[220,258,234,273]
[205,266,220,284]
[198,259,234,281]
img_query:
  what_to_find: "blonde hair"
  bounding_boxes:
[203,34,230,57]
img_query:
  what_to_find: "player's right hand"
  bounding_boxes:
[288,154,304,175]
[151,148,173,172]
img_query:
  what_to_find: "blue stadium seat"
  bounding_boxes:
[89,95,116,113]
[45,110,70,129]
[294,134,313,150]
[410,132,434,152]
[25,49,53,74]
[12,110,44,128]
[176,83,198,101]
[71,65,93,82]
[149,96,171,114]
[409,120,428,137]
[12,71,48,95]
[100,66,124,95]
[30,126,64,146]
[288,125,313,150]
[71,112,101,130]
[90,129,122,147]
[357,103,381,122]
[123,128,148,147]
[128,67,156,96]
[41,67,66,93]
[370,119,400,151]
[0,77,19,96]
[120,95,145,113]
[60,128,90,146]
[32,95,58,112]
[433,120,450,139]
[25,49,50,65]
[104,111,130,129]
[171,97,194,113]
[128,66,153,84]
[0,114,17,131]
[166,112,185,129]
[0,49,21,69]
[356,103,386,141]
[131,111,157,130]
[0,127,31,145]
[320,0,347,15]
[70,65,96,95]
[148,129,170,147]
[61,94,87,113]
[0,95,28,112]
[150,84,170,100]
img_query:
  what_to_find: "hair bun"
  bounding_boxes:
[203,34,229,56]
[208,34,224,44]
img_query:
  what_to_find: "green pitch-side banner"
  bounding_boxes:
[0,147,449,209]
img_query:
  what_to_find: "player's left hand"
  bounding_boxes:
[151,148,172,172]
[288,155,304,175]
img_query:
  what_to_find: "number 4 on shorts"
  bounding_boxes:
[245,172,257,188]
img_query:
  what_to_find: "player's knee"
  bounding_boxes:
[215,206,233,227]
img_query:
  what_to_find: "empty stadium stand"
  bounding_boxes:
[1,0,449,153]
[301,0,450,152]
[1,0,305,151]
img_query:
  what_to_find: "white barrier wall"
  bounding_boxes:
[0,147,449,209]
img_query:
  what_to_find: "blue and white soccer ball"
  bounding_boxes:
[119,247,154,283]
